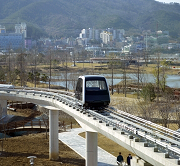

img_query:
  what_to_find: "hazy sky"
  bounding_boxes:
[156,0,180,3]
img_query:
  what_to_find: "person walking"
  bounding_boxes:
[127,154,132,166]
[117,152,124,166]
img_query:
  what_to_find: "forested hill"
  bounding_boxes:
[0,0,180,38]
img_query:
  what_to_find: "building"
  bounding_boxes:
[0,25,6,33]
[15,22,27,38]
[100,31,113,44]
[25,38,32,50]
[79,28,101,41]
[106,28,125,42]
[0,33,24,51]
[0,23,26,51]
[78,28,125,46]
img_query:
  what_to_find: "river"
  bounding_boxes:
[50,73,180,90]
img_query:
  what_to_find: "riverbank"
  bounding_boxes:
[35,62,180,90]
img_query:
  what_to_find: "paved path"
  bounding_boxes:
[58,128,118,166]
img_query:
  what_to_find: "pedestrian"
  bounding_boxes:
[117,152,124,166]
[127,154,132,166]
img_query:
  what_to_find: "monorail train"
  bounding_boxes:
[75,75,110,109]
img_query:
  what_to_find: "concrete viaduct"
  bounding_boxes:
[0,88,180,166]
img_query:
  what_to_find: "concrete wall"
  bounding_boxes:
[131,156,152,166]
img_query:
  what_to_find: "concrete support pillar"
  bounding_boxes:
[86,131,98,166]
[0,100,7,118]
[49,108,59,160]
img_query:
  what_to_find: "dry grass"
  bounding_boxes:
[0,133,85,166]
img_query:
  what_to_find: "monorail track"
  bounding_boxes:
[100,106,180,159]
[1,87,180,160]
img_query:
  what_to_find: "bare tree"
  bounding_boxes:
[41,114,49,139]
[122,59,127,97]
[142,50,149,67]
[112,98,140,116]
[68,72,78,91]
[173,103,180,129]
[108,53,117,95]
[157,91,174,127]
[16,52,27,86]
[138,101,156,121]
[37,106,49,139]
[0,66,6,83]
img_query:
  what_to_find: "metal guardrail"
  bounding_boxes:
[85,108,180,158]
[0,119,49,132]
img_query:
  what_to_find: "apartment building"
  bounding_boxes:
[78,28,125,46]
[0,23,26,51]
[79,28,101,41]
[100,31,113,44]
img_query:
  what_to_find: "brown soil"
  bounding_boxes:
[0,109,85,166]
[0,132,85,166]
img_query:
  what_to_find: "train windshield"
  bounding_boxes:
[86,80,107,91]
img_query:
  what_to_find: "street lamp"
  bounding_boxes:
[27,156,37,166]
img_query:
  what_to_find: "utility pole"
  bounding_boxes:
[122,40,127,97]
[73,51,75,67]
[34,49,37,88]
[156,23,160,103]
[137,56,140,99]
[157,54,160,103]
[109,54,114,95]
[20,52,23,87]
[65,53,67,91]
[124,59,127,97]
[111,62,113,95]
[8,49,11,83]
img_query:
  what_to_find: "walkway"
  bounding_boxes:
[58,128,118,166]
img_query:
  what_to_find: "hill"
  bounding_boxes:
[0,0,180,38]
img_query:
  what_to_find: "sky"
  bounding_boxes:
[156,0,180,3]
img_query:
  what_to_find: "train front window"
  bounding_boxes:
[86,80,107,91]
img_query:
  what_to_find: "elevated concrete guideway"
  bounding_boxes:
[0,88,180,166]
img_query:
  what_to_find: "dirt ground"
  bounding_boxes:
[0,107,133,166]
[0,109,85,166]
[0,132,85,166]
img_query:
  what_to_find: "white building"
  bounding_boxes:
[94,29,100,41]
[78,28,125,45]
[79,28,101,42]
[0,25,6,33]
[106,28,125,41]
[15,22,27,38]
[100,31,113,44]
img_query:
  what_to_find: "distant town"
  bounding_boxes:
[0,22,180,60]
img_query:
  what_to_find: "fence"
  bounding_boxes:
[0,119,49,132]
